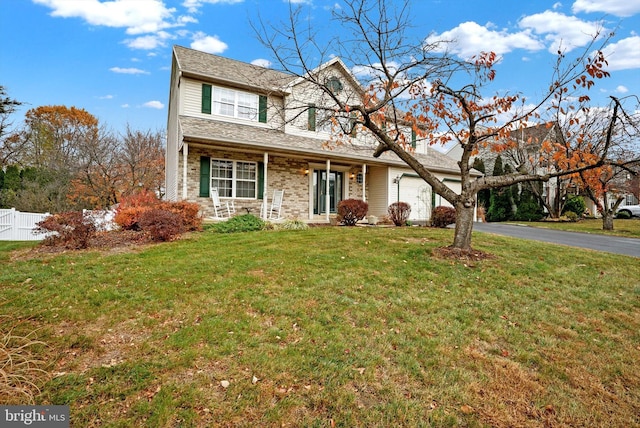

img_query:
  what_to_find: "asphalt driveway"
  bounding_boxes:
[471,222,640,258]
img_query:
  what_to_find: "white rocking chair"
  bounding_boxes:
[211,187,235,219]
[268,189,284,220]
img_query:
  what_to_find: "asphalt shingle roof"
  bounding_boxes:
[180,115,462,173]
[173,45,293,93]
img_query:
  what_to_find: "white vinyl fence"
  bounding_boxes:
[0,208,116,241]
[0,208,50,241]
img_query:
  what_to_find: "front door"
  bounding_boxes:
[313,170,343,214]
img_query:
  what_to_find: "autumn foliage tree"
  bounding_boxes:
[571,101,640,230]
[3,103,165,212]
[258,0,640,252]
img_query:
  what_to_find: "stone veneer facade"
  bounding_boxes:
[181,147,366,220]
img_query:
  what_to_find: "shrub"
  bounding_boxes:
[212,214,264,233]
[431,206,457,228]
[160,200,203,231]
[35,211,97,249]
[388,202,411,226]
[616,210,631,219]
[563,195,586,217]
[115,191,202,234]
[337,199,369,226]
[563,211,579,222]
[114,190,159,230]
[138,209,185,241]
[277,219,309,231]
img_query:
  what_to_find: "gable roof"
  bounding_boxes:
[173,45,293,94]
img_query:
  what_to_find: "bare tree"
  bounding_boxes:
[0,85,24,167]
[118,126,166,198]
[256,0,639,252]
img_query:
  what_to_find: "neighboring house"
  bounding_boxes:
[446,123,567,215]
[166,45,473,222]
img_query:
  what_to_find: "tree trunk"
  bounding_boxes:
[602,212,614,231]
[452,202,475,250]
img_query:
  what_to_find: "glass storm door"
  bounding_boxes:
[313,170,343,214]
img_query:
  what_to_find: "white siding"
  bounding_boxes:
[366,166,389,218]
[181,78,284,129]
[165,56,181,201]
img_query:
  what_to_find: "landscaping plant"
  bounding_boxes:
[388,201,411,226]
[431,205,457,228]
[337,198,368,226]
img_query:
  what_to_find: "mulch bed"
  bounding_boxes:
[432,246,494,261]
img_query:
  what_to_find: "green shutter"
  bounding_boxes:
[308,104,316,131]
[201,84,212,114]
[257,162,264,199]
[411,129,417,148]
[258,95,267,123]
[199,156,210,197]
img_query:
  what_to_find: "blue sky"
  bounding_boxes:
[1,0,639,135]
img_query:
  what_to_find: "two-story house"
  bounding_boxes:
[166,45,470,222]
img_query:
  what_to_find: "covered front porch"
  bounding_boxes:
[179,142,374,222]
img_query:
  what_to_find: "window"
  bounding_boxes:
[210,159,257,199]
[326,76,343,93]
[201,84,266,122]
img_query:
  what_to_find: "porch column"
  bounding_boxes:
[362,163,367,201]
[262,152,269,219]
[325,159,330,221]
[182,143,188,200]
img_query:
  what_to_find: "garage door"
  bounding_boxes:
[398,177,432,221]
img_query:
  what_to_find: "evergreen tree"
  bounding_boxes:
[486,155,514,222]
[473,158,490,210]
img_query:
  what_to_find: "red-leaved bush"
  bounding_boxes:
[35,211,96,249]
[388,202,411,226]
[431,205,456,228]
[114,189,158,230]
[337,199,369,226]
[138,209,184,241]
[115,190,202,232]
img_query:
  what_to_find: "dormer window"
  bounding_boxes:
[326,76,343,94]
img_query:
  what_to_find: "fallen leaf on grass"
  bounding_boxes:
[460,404,474,414]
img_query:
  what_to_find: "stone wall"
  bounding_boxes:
[180,147,311,219]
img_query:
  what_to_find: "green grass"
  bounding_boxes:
[1,227,639,427]
[506,218,640,238]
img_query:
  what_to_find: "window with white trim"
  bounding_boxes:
[212,87,258,120]
[210,159,257,198]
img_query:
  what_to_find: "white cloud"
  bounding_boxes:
[191,32,228,54]
[251,59,272,68]
[601,36,640,70]
[143,101,165,109]
[572,0,640,17]
[518,11,605,53]
[182,0,244,14]
[99,94,114,99]
[125,34,167,50]
[121,104,130,108]
[615,85,629,93]
[426,21,543,59]
[109,67,149,74]
[33,0,178,35]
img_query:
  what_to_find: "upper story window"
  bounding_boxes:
[326,76,343,94]
[202,84,267,123]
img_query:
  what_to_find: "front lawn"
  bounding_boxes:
[1,227,639,427]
